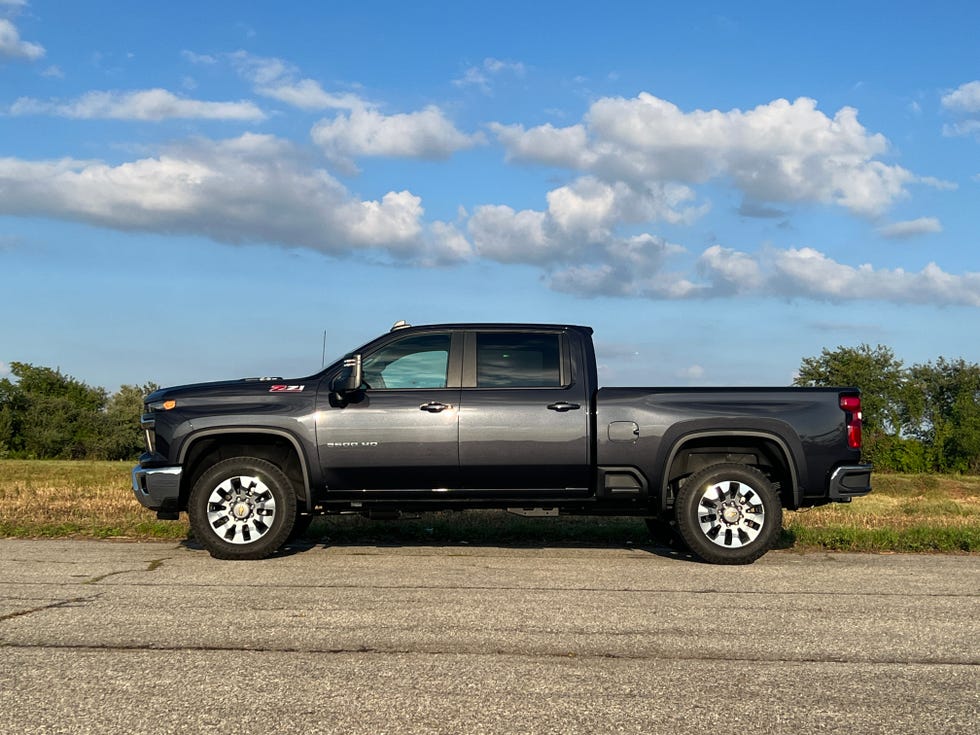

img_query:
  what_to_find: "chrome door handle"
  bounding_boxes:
[547,402,581,412]
[420,402,453,413]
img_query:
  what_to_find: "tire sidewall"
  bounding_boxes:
[189,456,297,560]
[675,462,782,565]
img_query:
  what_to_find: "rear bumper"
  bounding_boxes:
[131,464,182,513]
[828,464,873,501]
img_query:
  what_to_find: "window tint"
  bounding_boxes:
[362,333,450,389]
[476,333,562,388]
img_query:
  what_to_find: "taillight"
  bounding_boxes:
[840,394,862,449]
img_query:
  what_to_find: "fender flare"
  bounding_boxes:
[656,419,805,512]
[177,427,314,508]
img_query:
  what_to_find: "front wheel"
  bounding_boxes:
[674,463,782,565]
[189,457,297,560]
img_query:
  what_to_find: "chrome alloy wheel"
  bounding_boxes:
[696,479,765,548]
[205,475,277,545]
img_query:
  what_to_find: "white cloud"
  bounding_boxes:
[0,134,468,264]
[494,94,918,217]
[453,57,525,92]
[697,245,765,294]
[0,360,10,379]
[941,81,980,138]
[9,89,265,121]
[259,78,363,112]
[468,176,698,267]
[876,217,942,239]
[941,81,980,113]
[0,17,43,61]
[226,50,363,111]
[692,245,980,307]
[311,106,484,169]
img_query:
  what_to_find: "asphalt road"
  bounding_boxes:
[0,538,977,734]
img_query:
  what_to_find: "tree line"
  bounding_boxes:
[0,363,157,461]
[2,348,979,472]
[795,345,980,474]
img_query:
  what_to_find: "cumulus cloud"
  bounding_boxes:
[0,17,43,61]
[8,88,265,121]
[468,176,699,266]
[493,94,921,217]
[311,106,484,170]
[941,80,980,137]
[876,217,942,239]
[0,134,469,264]
[941,81,980,113]
[695,245,980,307]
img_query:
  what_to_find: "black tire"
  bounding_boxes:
[644,516,687,550]
[674,462,782,565]
[189,457,297,560]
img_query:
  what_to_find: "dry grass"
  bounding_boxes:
[0,460,977,551]
[0,460,187,539]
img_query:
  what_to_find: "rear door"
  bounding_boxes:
[458,330,590,493]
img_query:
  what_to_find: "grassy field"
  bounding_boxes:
[0,459,977,552]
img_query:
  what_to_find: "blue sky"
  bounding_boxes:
[1,0,978,391]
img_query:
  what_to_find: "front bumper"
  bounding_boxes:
[132,464,182,516]
[828,464,873,501]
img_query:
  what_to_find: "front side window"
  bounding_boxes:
[361,333,450,390]
[476,333,562,388]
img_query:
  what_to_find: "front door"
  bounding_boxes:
[317,331,461,491]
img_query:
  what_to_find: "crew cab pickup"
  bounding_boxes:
[132,322,871,564]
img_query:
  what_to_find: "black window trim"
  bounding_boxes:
[462,329,571,390]
[359,330,463,391]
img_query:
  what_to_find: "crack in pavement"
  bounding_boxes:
[0,640,976,667]
[82,557,170,585]
[0,595,102,623]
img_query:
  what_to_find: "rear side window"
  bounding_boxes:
[476,333,562,388]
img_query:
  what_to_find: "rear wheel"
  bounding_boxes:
[674,462,782,565]
[189,457,297,560]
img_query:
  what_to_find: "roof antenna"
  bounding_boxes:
[390,320,411,332]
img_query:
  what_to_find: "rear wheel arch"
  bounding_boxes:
[661,430,800,512]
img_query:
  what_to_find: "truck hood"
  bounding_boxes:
[145,376,315,405]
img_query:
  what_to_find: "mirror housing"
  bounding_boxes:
[331,354,363,394]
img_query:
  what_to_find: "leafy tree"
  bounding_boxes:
[796,346,980,473]
[99,383,159,460]
[794,344,910,467]
[0,363,156,460]
[907,358,980,473]
[2,363,108,459]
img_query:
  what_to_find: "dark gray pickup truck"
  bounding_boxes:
[132,322,871,564]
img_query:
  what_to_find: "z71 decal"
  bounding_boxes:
[269,384,305,392]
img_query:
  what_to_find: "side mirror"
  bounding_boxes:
[332,354,363,394]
